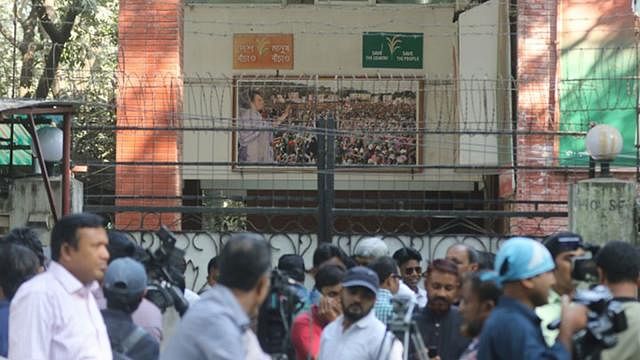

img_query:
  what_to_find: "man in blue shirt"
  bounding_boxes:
[478,237,587,360]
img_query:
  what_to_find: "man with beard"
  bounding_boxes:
[458,271,501,360]
[414,259,470,360]
[477,237,588,360]
[318,266,403,360]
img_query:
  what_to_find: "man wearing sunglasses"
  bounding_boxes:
[393,248,427,308]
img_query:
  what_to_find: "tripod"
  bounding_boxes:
[387,296,430,360]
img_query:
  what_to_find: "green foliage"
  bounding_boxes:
[0,0,118,165]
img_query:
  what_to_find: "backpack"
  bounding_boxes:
[111,325,148,360]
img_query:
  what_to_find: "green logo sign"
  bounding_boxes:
[362,32,423,69]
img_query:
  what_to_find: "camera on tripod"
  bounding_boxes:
[139,226,190,316]
[257,269,305,359]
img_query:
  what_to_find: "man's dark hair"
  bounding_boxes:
[208,256,219,274]
[465,245,479,264]
[464,271,502,304]
[426,258,460,281]
[249,90,262,103]
[315,264,346,290]
[596,240,640,284]
[313,243,347,268]
[1,227,46,267]
[477,251,496,271]
[392,247,422,267]
[0,243,39,299]
[107,231,137,263]
[51,213,104,261]
[369,256,398,283]
[218,233,271,291]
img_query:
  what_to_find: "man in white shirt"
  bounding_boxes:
[9,213,112,360]
[319,266,403,360]
[393,247,428,308]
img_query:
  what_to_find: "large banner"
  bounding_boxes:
[233,77,423,169]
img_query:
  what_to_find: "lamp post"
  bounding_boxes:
[585,124,623,177]
[32,125,63,174]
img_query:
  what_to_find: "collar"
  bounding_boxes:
[377,288,393,299]
[49,261,98,296]
[102,308,133,322]
[212,285,251,331]
[422,304,454,319]
[548,289,561,304]
[497,296,541,324]
[353,310,378,329]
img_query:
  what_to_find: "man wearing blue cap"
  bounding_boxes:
[102,257,159,360]
[318,266,403,360]
[477,237,587,360]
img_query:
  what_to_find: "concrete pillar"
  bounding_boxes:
[569,178,637,245]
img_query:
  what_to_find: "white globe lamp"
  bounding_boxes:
[585,124,623,176]
[31,126,63,174]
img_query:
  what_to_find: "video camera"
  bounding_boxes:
[139,226,190,316]
[571,244,601,284]
[257,269,305,359]
[570,285,628,360]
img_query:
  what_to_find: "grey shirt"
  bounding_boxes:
[160,285,251,360]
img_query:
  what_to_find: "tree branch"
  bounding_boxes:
[0,23,17,47]
[33,0,82,44]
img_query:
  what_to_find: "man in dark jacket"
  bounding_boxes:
[102,257,159,360]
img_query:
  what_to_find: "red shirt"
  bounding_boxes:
[291,305,326,360]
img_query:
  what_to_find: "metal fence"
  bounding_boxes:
[70,74,592,241]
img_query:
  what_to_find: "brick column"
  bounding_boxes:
[116,0,183,230]
[509,0,638,236]
[510,0,566,235]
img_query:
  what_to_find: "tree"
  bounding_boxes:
[0,0,118,100]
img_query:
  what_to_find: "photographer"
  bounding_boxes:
[536,232,585,346]
[595,241,640,360]
[161,233,272,360]
[477,237,587,360]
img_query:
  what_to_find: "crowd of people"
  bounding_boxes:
[1,213,640,360]
[239,90,418,166]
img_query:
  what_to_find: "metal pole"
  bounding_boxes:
[317,115,328,242]
[9,116,14,177]
[325,113,335,242]
[29,114,58,222]
[62,112,72,215]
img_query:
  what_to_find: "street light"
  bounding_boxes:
[585,124,623,177]
[32,125,63,174]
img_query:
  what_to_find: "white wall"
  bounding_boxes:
[183,4,493,191]
[458,0,510,167]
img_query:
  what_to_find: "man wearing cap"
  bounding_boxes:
[477,237,587,360]
[318,266,403,360]
[536,232,585,346]
[102,257,159,360]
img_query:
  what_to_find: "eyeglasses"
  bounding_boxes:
[403,266,422,275]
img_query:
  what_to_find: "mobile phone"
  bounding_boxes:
[427,347,438,358]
